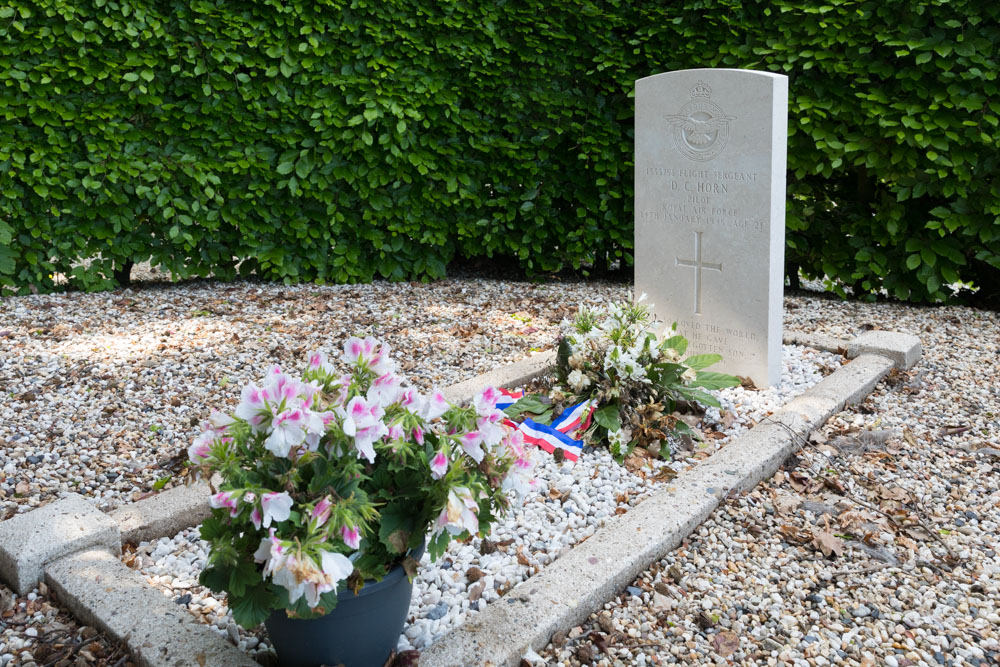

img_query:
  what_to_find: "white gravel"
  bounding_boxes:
[126,342,839,659]
[538,291,1000,667]
[4,273,997,667]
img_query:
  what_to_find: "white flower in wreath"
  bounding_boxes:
[567,369,591,392]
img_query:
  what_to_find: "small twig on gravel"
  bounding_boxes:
[762,418,962,564]
[829,563,893,579]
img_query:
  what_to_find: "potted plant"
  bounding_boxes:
[505,297,740,461]
[188,336,536,667]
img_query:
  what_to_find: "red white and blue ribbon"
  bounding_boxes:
[496,390,595,462]
[495,388,524,412]
[549,399,596,439]
[518,418,583,461]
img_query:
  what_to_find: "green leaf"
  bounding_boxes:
[503,394,553,422]
[682,353,723,371]
[674,386,722,408]
[379,502,416,553]
[906,254,921,270]
[228,583,276,628]
[689,371,741,391]
[661,335,688,355]
[593,405,621,432]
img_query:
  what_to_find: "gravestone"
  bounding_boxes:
[634,69,788,387]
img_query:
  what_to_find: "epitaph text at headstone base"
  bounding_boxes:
[634,69,788,387]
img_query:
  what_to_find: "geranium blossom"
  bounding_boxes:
[341,336,394,374]
[188,431,214,464]
[429,450,448,479]
[264,407,310,457]
[261,492,293,528]
[433,487,479,536]
[339,396,387,463]
[459,431,485,463]
[477,409,506,448]
[311,497,332,527]
[234,383,271,431]
[422,391,449,421]
[398,388,424,414]
[367,372,403,407]
[473,386,501,415]
[340,524,360,549]
[209,491,239,517]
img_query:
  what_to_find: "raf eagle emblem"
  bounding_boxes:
[664,80,735,161]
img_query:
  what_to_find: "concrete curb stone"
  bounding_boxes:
[441,350,555,404]
[44,549,257,667]
[0,493,121,595]
[847,330,922,370]
[782,329,851,354]
[111,479,213,545]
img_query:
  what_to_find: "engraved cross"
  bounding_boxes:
[676,231,722,315]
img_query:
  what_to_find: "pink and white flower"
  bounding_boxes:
[433,487,479,536]
[477,408,506,448]
[188,431,214,464]
[264,407,310,457]
[342,336,396,375]
[367,372,403,407]
[473,387,501,416]
[201,409,235,435]
[311,497,333,527]
[421,390,449,421]
[209,490,239,517]
[386,423,405,442]
[340,396,387,463]
[261,491,293,528]
[253,529,288,576]
[398,388,424,415]
[429,450,448,479]
[234,383,271,431]
[341,336,378,366]
[302,550,354,607]
[340,524,361,549]
[459,431,485,463]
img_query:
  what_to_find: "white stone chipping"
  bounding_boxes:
[127,344,840,658]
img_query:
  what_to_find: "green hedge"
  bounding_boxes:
[1,0,997,301]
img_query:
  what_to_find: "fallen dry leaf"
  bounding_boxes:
[772,492,801,514]
[811,529,844,558]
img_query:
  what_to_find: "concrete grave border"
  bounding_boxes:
[0,335,918,667]
[420,332,918,667]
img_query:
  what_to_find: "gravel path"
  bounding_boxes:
[538,293,1000,667]
[2,275,997,666]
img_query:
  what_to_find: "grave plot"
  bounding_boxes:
[124,344,843,660]
[534,305,998,667]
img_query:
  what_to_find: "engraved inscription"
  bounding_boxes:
[675,231,722,315]
[677,320,760,361]
[663,81,735,162]
[638,168,766,232]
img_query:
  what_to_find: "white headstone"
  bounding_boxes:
[634,69,788,387]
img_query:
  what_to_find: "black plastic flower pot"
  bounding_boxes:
[264,547,423,667]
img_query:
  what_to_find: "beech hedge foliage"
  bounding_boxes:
[1,0,997,301]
